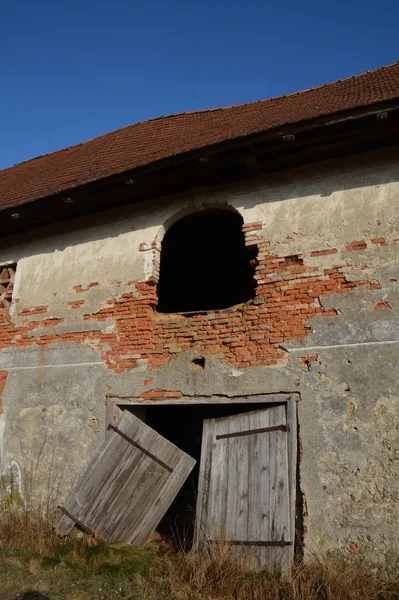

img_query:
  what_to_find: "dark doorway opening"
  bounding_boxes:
[157,209,257,313]
[122,402,281,549]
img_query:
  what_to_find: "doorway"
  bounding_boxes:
[106,393,298,568]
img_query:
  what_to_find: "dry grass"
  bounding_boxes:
[0,512,398,600]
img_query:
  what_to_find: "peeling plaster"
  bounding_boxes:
[0,147,398,565]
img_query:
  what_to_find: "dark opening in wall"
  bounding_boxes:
[157,209,257,313]
[190,356,205,370]
[121,401,277,549]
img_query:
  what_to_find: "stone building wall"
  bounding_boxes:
[0,147,398,565]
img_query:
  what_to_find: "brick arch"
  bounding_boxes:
[154,202,242,248]
[155,206,256,314]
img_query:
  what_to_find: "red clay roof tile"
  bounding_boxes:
[1,62,399,212]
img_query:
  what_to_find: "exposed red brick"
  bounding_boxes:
[0,237,389,373]
[74,284,99,293]
[307,355,319,362]
[67,300,85,309]
[242,221,263,232]
[18,306,48,316]
[0,371,8,397]
[374,300,391,310]
[141,390,183,399]
[322,309,339,317]
[346,240,367,251]
[41,318,64,327]
[371,237,387,246]
[0,371,8,415]
[311,249,338,257]
[349,542,360,554]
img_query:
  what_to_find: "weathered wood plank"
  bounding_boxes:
[268,405,291,575]
[63,415,145,532]
[193,418,213,548]
[56,426,130,536]
[206,417,230,540]
[229,413,250,542]
[108,394,294,407]
[128,449,194,546]
[107,439,185,544]
[89,424,165,536]
[56,411,195,544]
[195,405,292,574]
[286,396,297,569]
[248,408,269,543]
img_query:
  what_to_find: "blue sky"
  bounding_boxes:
[1,0,398,169]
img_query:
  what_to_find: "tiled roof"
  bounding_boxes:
[1,62,399,212]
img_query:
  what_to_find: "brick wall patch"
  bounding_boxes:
[0,371,8,415]
[0,233,393,373]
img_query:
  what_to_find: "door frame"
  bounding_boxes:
[106,393,299,555]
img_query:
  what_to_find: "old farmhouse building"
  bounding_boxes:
[0,63,398,572]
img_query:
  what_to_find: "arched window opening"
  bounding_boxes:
[157,209,257,313]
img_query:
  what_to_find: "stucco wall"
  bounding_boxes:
[0,147,398,566]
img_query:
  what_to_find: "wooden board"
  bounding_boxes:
[56,411,196,545]
[195,405,292,574]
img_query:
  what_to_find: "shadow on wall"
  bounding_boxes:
[1,147,397,260]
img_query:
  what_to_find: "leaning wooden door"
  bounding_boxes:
[56,411,196,545]
[195,405,293,573]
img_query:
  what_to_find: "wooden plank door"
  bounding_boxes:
[195,405,293,574]
[56,410,196,545]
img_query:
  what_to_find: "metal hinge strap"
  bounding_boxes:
[57,505,104,541]
[216,424,289,440]
[107,424,174,472]
[208,539,293,547]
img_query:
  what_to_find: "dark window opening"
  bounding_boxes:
[157,210,257,313]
